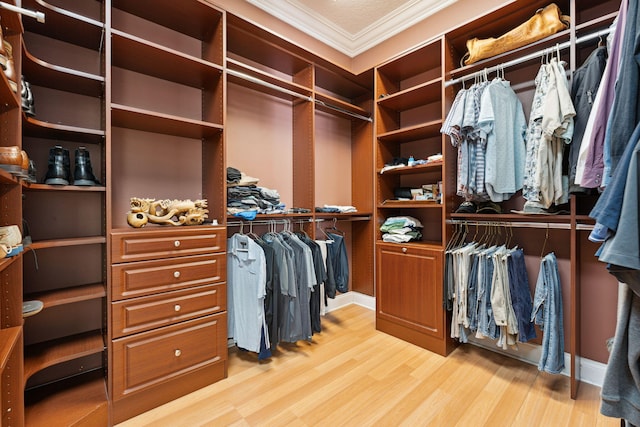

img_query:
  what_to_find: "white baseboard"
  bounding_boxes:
[324,291,376,313]
[330,293,608,388]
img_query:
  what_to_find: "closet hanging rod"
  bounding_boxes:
[446,219,571,230]
[227,218,312,227]
[0,1,45,22]
[444,28,612,87]
[226,68,313,102]
[314,100,372,122]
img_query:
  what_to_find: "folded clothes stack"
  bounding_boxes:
[226,167,285,215]
[380,216,423,243]
[315,204,357,213]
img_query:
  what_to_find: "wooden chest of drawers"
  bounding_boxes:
[110,226,227,423]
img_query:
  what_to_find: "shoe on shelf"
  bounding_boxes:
[21,76,35,117]
[23,300,43,318]
[73,146,100,186]
[25,159,37,183]
[0,145,23,176]
[476,201,502,214]
[455,201,477,214]
[44,145,71,185]
[16,149,29,179]
[0,225,23,258]
[3,40,17,92]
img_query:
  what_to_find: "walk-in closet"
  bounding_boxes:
[0,0,634,425]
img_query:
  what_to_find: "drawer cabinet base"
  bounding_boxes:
[111,359,227,424]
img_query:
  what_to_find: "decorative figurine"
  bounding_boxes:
[126,197,208,228]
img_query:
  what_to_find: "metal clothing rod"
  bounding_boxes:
[315,99,372,122]
[446,219,571,230]
[226,68,313,102]
[227,218,312,227]
[444,28,612,87]
[0,1,45,22]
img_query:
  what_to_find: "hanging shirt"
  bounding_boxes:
[523,63,553,203]
[478,78,527,202]
[568,46,608,193]
[227,233,268,353]
[442,88,470,197]
[536,58,575,208]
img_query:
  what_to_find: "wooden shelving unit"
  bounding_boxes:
[441,0,621,399]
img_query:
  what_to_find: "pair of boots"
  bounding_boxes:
[44,145,99,186]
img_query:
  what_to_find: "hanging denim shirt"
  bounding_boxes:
[531,252,565,374]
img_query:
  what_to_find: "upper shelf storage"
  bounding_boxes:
[226,14,313,90]
[23,46,104,97]
[376,39,442,97]
[22,0,104,51]
[111,0,224,66]
[111,30,223,89]
[375,38,442,138]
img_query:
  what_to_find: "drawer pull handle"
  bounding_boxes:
[174,304,181,312]
[174,240,181,247]
[402,247,408,253]
[175,349,182,357]
[173,271,181,278]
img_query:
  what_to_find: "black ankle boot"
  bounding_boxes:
[73,146,99,186]
[44,145,71,185]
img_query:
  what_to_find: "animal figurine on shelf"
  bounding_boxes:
[126,197,209,228]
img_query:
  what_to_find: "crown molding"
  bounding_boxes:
[246,0,458,57]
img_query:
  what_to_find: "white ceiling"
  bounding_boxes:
[246,0,458,57]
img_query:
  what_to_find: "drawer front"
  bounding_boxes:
[111,227,225,263]
[112,253,225,300]
[112,283,226,338]
[112,313,226,400]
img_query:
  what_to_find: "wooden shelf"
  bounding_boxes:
[111,103,223,139]
[376,239,443,249]
[23,46,104,97]
[25,369,108,427]
[0,168,19,185]
[0,254,21,275]
[575,11,618,32]
[227,19,312,80]
[449,212,572,224]
[0,326,21,371]
[379,161,443,175]
[377,120,443,143]
[315,65,371,101]
[22,0,104,51]
[378,200,443,209]
[0,71,19,112]
[226,57,312,102]
[448,29,571,79]
[24,330,105,384]
[376,40,442,82]
[112,0,224,42]
[377,78,442,111]
[112,30,223,89]
[23,116,105,144]
[24,283,105,311]
[314,92,370,121]
[23,183,106,192]
[27,236,106,251]
[314,212,373,220]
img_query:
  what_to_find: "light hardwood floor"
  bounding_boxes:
[116,304,620,427]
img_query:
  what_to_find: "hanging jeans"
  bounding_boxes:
[531,252,565,374]
[508,248,537,342]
